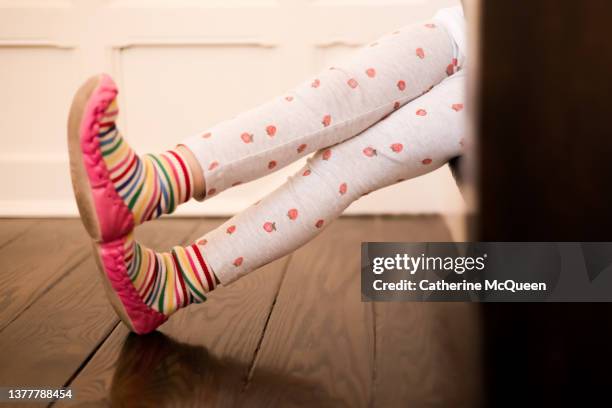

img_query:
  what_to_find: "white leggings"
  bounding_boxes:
[182,20,465,284]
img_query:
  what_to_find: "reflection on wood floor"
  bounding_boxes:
[0,217,481,407]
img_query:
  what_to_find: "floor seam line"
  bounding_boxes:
[0,220,40,251]
[369,302,378,408]
[242,253,293,390]
[48,320,121,407]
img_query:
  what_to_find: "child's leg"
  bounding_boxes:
[122,71,464,333]
[69,20,461,242]
[181,21,462,197]
[199,72,465,284]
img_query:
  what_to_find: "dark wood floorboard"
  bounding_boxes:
[0,219,202,392]
[0,220,90,332]
[55,219,292,408]
[59,323,130,408]
[370,216,482,407]
[0,217,481,408]
[243,218,378,407]
[0,218,37,249]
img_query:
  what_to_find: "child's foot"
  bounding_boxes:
[93,233,216,334]
[68,74,195,242]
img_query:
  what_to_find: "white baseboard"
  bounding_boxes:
[0,156,466,217]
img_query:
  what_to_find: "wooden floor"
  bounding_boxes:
[0,217,481,408]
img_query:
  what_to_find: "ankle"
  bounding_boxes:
[96,114,196,222]
[126,238,216,316]
[177,144,206,200]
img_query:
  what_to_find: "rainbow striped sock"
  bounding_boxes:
[97,99,194,225]
[123,233,216,316]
